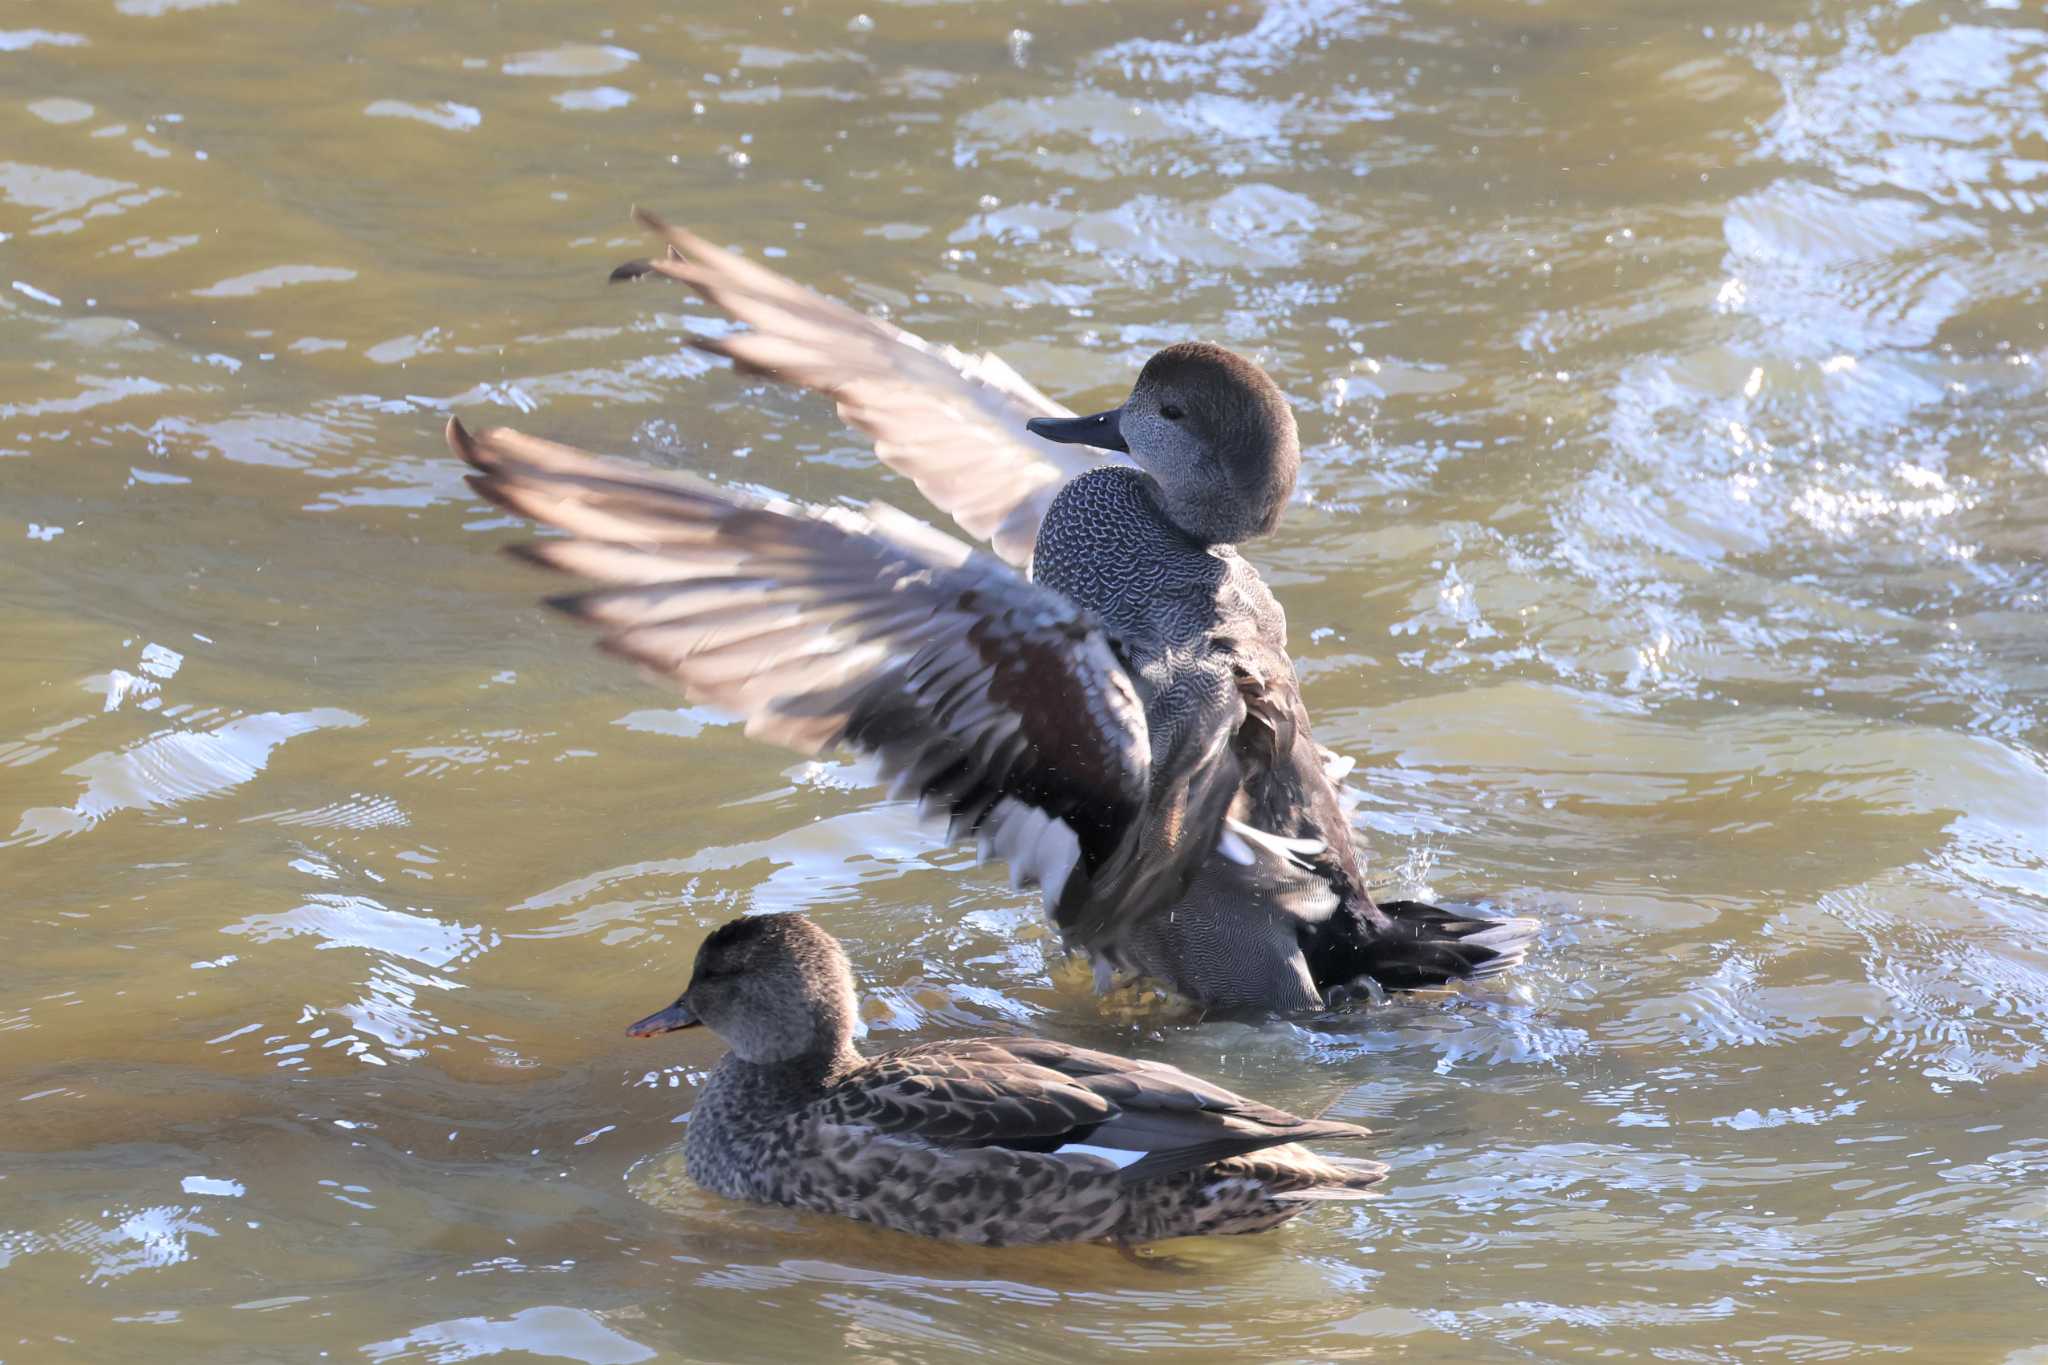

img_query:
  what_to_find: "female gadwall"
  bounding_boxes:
[627,911,1386,1245]
[450,211,1536,1011]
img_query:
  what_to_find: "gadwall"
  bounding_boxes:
[627,911,1386,1245]
[450,211,1537,1011]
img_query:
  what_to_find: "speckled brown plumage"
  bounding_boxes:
[638,914,1386,1246]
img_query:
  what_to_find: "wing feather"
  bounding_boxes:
[822,1038,1373,1185]
[612,209,1136,565]
[449,418,1153,940]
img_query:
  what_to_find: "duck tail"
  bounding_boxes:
[1325,899,1540,994]
[1272,1154,1389,1201]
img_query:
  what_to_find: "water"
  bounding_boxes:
[4,0,2046,1358]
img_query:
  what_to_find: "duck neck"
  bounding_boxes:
[1128,471,1226,550]
[783,1033,862,1086]
[1159,461,1293,546]
[705,1036,861,1115]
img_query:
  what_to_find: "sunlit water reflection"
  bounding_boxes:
[3,0,2046,1359]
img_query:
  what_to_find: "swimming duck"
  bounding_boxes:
[627,911,1386,1245]
[451,211,1537,1011]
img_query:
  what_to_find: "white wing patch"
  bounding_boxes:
[982,797,1082,909]
[1220,817,1325,869]
[1054,1142,1146,1170]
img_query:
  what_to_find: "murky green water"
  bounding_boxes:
[5,0,2047,1359]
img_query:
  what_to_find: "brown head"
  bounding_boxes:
[626,913,859,1065]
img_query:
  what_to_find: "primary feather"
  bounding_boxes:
[612,209,1136,567]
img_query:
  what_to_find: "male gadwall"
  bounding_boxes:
[626,911,1386,1245]
[450,211,1536,1011]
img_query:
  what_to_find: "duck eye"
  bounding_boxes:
[1159,404,1184,421]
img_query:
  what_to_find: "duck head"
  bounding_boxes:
[627,913,858,1064]
[1027,341,1300,545]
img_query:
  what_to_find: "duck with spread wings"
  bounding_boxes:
[449,211,1536,1011]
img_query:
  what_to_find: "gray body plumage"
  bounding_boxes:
[1033,467,1275,776]
[1032,467,1334,1008]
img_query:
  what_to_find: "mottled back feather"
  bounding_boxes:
[827,1036,1370,1185]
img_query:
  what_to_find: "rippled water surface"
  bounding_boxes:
[5,0,2048,1359]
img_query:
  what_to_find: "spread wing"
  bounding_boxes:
[610,209,1136,566]
[448,419,1150,933]
[823,1037,1372,1184]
